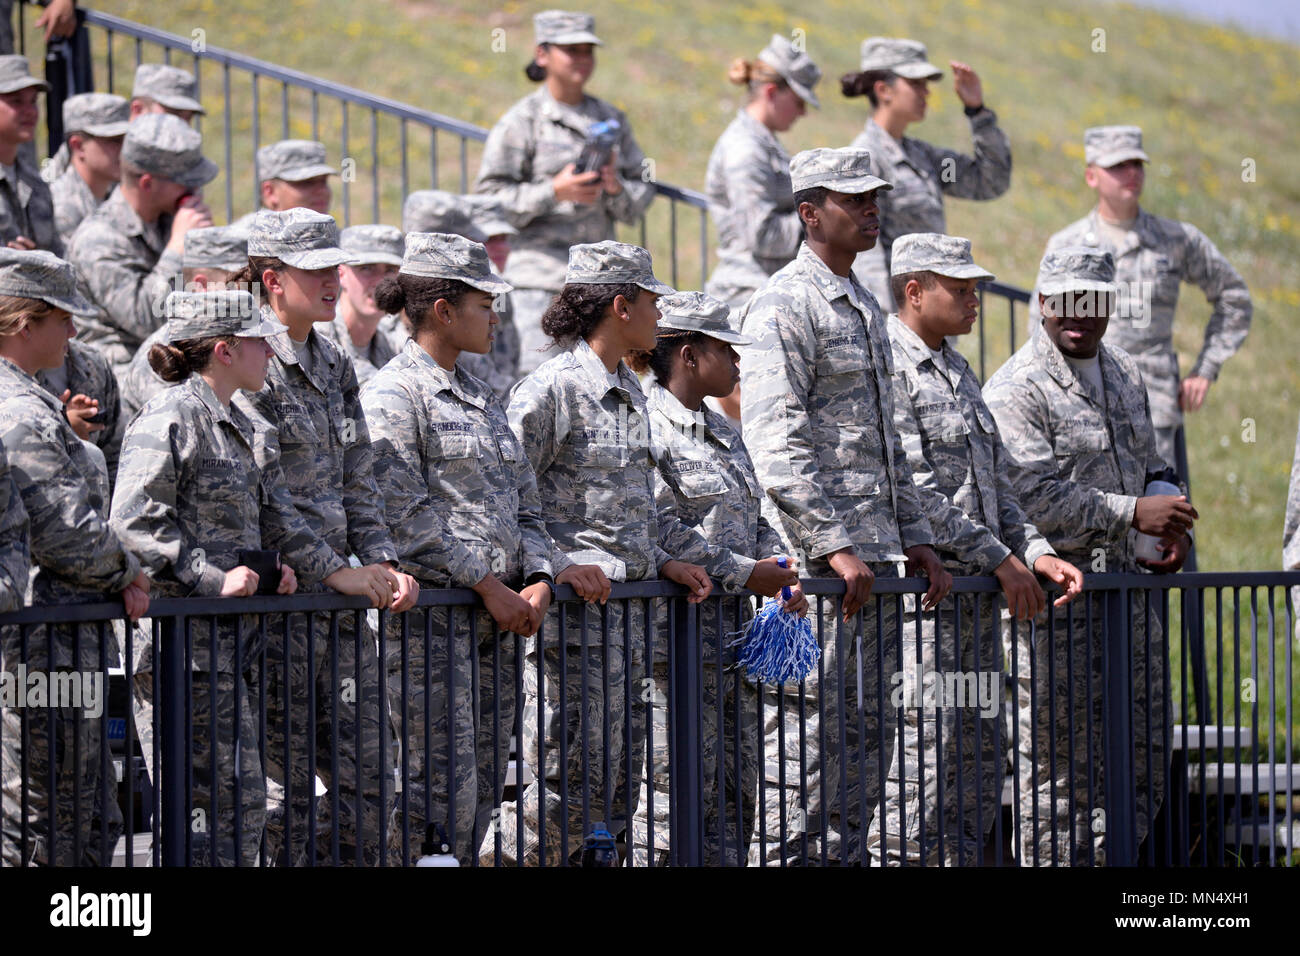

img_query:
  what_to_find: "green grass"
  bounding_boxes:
[50,1,1299,741]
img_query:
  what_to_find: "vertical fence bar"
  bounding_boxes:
[281,81,289,140]
[159,616,187,866]
[370,108,380,223]
[1103,588,1136,865]
[250,73,261,214]
[670,592,703,865]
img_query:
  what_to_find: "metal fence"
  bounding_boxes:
[1,572,1294,867]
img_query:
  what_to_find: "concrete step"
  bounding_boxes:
[1173,725,1253,752]
[1188,762,1299,797]
[111,832,153,867]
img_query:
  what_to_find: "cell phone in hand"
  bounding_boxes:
[237,549,282,595]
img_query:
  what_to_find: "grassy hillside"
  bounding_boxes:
[61,0,1300,577]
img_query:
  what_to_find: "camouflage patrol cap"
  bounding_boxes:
[534,10,602,45]
[121,114,219,189]
[131,63,205,114]
[757,34,822,108]
[1036,246,1118,297]
[62,93,130,138]
[164,290,286,343]
[183,225,249,272]
[248,209,358,270]
[565,240,674,294]
[256,139,337,183]
[402,190,484,241]
[465,196,518,239]
[1083,125,1149,168]
[399,232,512,294]
[656,291,752,346]
[0,55,49,94]
[339,224,405,266]
[858,37,943,80]
[0,249,93,316]
[790,147,892,194]
[890,233,994,281]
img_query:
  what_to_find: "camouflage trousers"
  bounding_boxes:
[1,623,122,866]
[512,288,559,375]
[127,618,264,866]
[869,592,1004,866]
[262,604,391,866]
[386,605,517,866]
[1005,590,1168,866]
[749,564,901,865]
[490,598,650,866]
[630,596,760,866]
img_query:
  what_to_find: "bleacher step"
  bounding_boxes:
[1187,762,1299,797]
[1173,725,1253,751]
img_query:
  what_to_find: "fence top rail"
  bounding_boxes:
[78,9,711,209]
[985,279,1030,304]
[1,570,1294,626]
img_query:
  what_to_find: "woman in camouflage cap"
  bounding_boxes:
[474,10,655,377]
[358,232,582,864]
[841,37,1011,311]
[626,289,805,865]
[110,290,335,866]
[0,248,146,866]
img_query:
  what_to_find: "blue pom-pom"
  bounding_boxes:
[733,597,820,685]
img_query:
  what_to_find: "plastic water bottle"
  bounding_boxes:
[581,821,618,867]
[1134,480,1184,563]
[415,824,460,867]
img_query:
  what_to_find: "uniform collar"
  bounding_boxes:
[1081,206,1158,258]
[797,242,871,313]
[0,354,66,416]
[862,117,909,166]
[537,86,596,130]
[102,188,148,239]
[736,108,780,150]
[402,339,489,411]
[268,308,337,391]
[570,337,643,406]
[648,383,738,449]
[1032,328,1121,407]
[181,372,239,427]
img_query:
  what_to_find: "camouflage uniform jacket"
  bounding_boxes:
[887,314,1055,574]
[50,165,109,249]
[234,315,398,576]
[849,113,1011,302]
[1037,207,1252,430]
[378,313,514,402]
[704,110,801,307]
[319,312,396,388]
[474,87,655,292]
[111,374,345,671]
[0,355,138,610]
[647,382,783,590]
[37,338,124,489]
[739,242,934,563]
[0,434,29,611]
[361,340,565,588]
[66,190,180,370]
[506,338,713,582]
[982,332,1171,571]
[119,324,169,419]
[1284,407,1300,571]
[0,150,61,255]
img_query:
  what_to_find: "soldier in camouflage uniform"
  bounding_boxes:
[0,249,148,866]
[0,56,60,254]
[498,240,716,865]
[110,290,343,866]
[120,224,248,418]
[236,208,419,866]
[627,290,803,866]
[1283,409,1300,652]
[474,10,656,376]
[360,232,575,864]
[49,93,128,248]
[399,189,521,397]
[1034,126,1252,467]
[704,35,820,312]
[985,247,1196,865]
[843,38,1011,311]
[317,224,400,386]
[868,233,1084,865]
[66,113,216,375]
[232,140,335,232]
[739,148,953,864]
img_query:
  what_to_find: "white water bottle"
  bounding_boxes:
[415,824,460,867]
[1134,480,1184,562]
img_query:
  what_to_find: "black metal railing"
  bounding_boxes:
[2,572,1294,867]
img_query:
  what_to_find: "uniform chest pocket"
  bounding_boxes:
[274,403,320,445]
[916,402,970,444]
[973,405,997,435]
[816,346,869,384]
[1052,423,1110,456]
[675,466,728,501]
[435,430,482,461]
